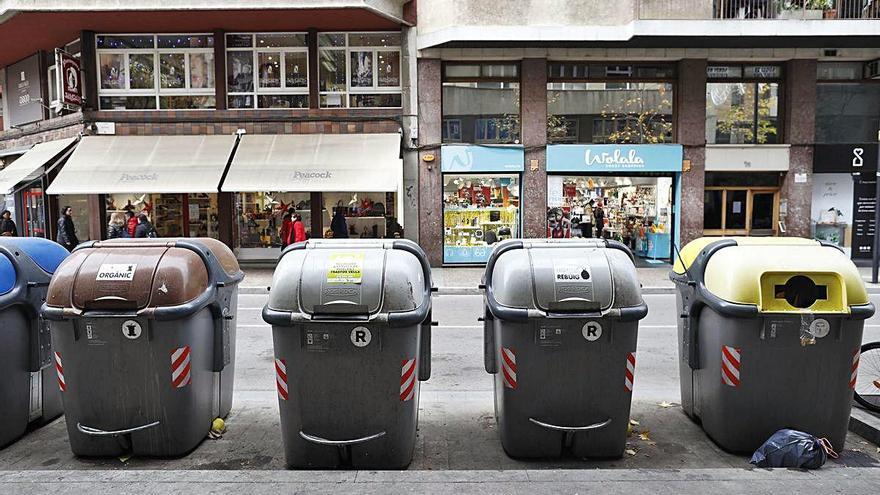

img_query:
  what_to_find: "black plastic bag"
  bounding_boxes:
[750,429,838,469]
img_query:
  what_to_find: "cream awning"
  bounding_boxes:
[46,135,237,195]
[0,138,77,194]
[220,133,402,193]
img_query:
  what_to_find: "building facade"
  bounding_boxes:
[0,1,418,261]
[415,0,880,266]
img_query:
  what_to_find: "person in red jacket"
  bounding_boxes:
[289,212,307,245]
[125,210,138,238]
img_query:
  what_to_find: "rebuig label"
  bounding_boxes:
[326,253,365,284]
[96,264,137,281]
[553,261,590,283]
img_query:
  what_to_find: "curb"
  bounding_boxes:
[849,406,880,446]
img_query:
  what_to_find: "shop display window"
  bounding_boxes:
[57,195,95,241]
[318,32,402,109]
[321,192,401,239]
[96,34,216,110]
[226,33,309,109]
[235,192,311,249]
[547,175,673,261]
[105,193,219,239]
[443,174,520,264]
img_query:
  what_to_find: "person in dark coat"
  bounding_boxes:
[107,212,127,239]
[0,210,17,237]
[594,201,605,239]
[56,206,79,251]
[330,208,349,239]
[134,213,157,238]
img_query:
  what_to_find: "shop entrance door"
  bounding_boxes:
[704,187,780,236]
[21,187,47,238]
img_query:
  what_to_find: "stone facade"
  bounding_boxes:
[416,58,443,266]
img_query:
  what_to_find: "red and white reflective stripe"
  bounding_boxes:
[624,352,636,392]
[721,345,741,388]
[275,358,289,401]
[400,358,416,402]
[170,346,192,389]
[851,347,860,390]
[501,347,517,389]
[54,352,65,392]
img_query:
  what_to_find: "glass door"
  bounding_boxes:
[21,187,47,238]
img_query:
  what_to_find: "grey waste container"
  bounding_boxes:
[0,238,69,448]
[263,239,433,469]
[672,237,875,453]
[42,238,243,457]
[482,238,648,459]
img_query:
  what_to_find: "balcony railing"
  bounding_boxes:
[639,0,880,20]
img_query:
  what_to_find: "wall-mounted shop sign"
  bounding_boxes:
[814,144,878,173]
[546,144,683,173]
[4,53,45,127]
[56,49,81,110]
[441,144,524,173]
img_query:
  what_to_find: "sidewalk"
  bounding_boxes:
[240,265,880,295]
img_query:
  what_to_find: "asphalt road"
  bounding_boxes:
[0,292,878,493]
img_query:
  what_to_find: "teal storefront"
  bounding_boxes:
[441,144,524,264]
[546,144,683,262]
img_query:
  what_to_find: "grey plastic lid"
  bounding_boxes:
[268,239,430,319]
[486,238,643,316]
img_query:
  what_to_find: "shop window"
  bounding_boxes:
[442,63,520,145]
[226,33,308,109]
[546,64,675,144]
[21,185,47,238]
[443,174,520,264]
[96,34,215,110]
[56,195,95,241]
[704,187,780,236]
[235,192,311,249]
[321,192,401,239]
[815,84,880,143]
[546,175,673,261]
[318,32,402,109]
[104,193,219,239]
[705,64,781,145]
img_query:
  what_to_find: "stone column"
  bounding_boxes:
[417,58,443,266]
[676,59,708,245]
[520,58,548,239]
[781,59,817,238]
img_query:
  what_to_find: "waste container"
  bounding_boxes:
[0,238,69,448]
[263,239,433,469]
[42,238,243,456]
[671,237,875,453]
[482,238,648,458]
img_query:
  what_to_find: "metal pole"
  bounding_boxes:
[873,130,880,283]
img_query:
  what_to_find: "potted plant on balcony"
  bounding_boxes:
[780,0,829,19]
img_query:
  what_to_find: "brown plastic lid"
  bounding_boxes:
[46,244,209,311]
[103,238,240,277]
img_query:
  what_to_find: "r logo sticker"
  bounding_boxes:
[122,320,142,340]
[350,326,372,347]
[582,321,603,341]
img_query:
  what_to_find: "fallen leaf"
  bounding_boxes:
[639,431,652,441]
[625,449,637,456]
[657,401,678,408]
[629,419,641,427]
[118,454,132,463]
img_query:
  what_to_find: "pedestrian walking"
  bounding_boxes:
[594,201,605,239]
[279,212,293,249]
[330,207,349,239]
[0,210,17,237]
[107,212,127,239]
[125,210,138,238]
[134,213,158,238]
[289,212,307,245]
[56,206,79,251]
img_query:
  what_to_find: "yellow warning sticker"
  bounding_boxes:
[326,253,365,284]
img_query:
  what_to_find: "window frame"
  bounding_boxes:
[318,32,403,109]
[442,118,462,142]
[96,33,216,111]
[225,32,310,110]
[546,62,677,145]
[441,61,522,145]
[703,186,780,236]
